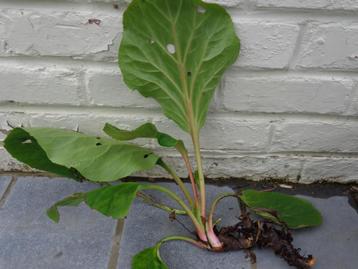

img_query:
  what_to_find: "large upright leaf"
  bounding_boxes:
[119,0,240,132]
[240,190,323,229]
[4,128,159,182]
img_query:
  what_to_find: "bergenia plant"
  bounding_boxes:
[3,0,322,268]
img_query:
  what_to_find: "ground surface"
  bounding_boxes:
[0,175,357,269]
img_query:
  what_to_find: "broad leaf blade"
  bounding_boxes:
[4,128,82,180]
[5,128,159,182]
[104,122,178,148]
[132,245,168,269]
[85,183,142,219]
[47,193,85,223]
[240,190,323,229]
[119,0,240,132]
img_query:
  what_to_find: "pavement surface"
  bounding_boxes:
[0,175,357,269]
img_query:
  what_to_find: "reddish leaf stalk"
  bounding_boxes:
[180,151,200,209]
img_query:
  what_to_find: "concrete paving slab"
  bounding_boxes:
[0,177,116,269]
[118,183,358,269]
[0,176,12,200]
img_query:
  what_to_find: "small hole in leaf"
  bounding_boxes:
[197,6,206,14]
[96,137,101,140]
[144,154,149,159]
[187,71,192,77]
[21,139,32,144]
[166,44,176,54]
[96,142,102,146]
[149,39,155,44]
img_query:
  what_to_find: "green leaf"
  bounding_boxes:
[85,182,143,219]
[104,122,158,141]
[48,183,146,222]
[104,122,178,148]
[240,190,323,229]
[132,245,168,269]
[5,128,159,182]
[119,0,240,133]
[4,128,83,181]
[47,193,85,223]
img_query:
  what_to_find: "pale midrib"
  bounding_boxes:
[192,18,222,126]
[167,0,198,134]
[133,50,187,119]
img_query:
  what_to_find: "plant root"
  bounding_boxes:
[214,205,315,269]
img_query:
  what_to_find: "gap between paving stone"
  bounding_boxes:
[107,220,125,269]
[0,176,16,208]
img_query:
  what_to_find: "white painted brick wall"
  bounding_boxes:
[254,0,358,11]
[221,73,353,114]
[296,23,358,70]
[234,21,300,69]
[0,62,83,105]
[1,0,358,183]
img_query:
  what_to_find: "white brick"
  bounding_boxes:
[271,120,358,152]
[235,21,300,69]
[254,0,358,11]
[0,63,82,105]
[204,0,244,7]
[0,112,31,133]
[222,74,353,114]
[346,81,358,115]
[201,117,271,151]
[85,69,158,108]
[0,40,6,54]
[67,0,244,7]
[153,115,271,151]
[296,23,358,70]
[0,9,121,61]
[301,157,358,183]
[133,154,303,181]
[203,155,302,180]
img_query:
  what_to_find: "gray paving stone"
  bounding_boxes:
[118,183,358,269]
[0,177,116,269]
[0,176,12,200]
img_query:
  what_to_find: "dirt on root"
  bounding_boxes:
[215,203,315,269]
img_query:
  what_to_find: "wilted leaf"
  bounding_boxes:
[47,193,85,223]
[5,128,159,182]
[4,128,82,180]
[132,245,168,269]
[104,122,177,147]
[119,0,240,132]
[240,190,322,229]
